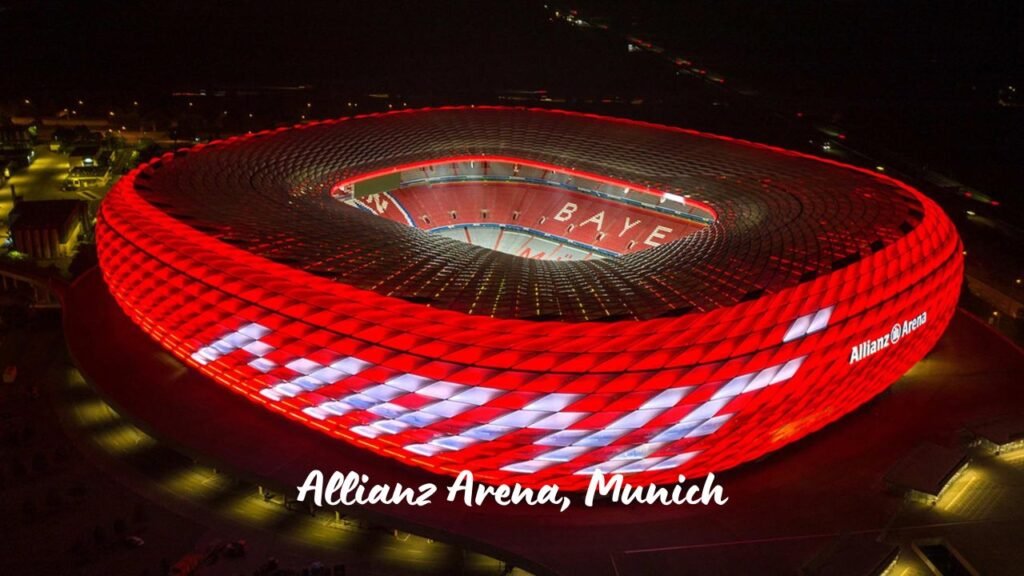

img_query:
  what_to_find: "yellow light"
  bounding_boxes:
[66,368,88,388]
[163,466,230,497]
[463,550,510,572]
[289,519,353,548]
[936,466,988,514]
[1000,446,1024,465]
[939,476,975,511]
[226,493,279,524]
[76,399,119,426]
[93,423,156,455]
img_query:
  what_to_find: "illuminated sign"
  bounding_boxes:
[849,311,928,365]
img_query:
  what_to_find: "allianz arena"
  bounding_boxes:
[95,106,963,491]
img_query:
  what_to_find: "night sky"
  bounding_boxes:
[2,0,1021,209]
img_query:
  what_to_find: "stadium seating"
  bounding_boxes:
[353,181,705,256]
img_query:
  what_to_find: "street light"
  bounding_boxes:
[991,310,1002,328]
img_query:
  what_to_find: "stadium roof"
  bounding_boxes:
[125,106,926,321]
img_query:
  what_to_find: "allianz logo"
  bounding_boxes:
[849,311,928,365]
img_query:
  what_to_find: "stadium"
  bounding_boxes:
[94,106,963,491]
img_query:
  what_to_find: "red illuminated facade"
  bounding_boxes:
[96,107,962,490]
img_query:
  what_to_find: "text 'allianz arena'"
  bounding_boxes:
[96,107,963,490]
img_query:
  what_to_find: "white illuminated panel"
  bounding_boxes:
[783,305,834,342]
[193,321,814,478]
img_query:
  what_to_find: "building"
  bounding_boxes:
[95,107,963,490]
[0,124,34,151]
[1,124,36,170]
[9,199,87,260]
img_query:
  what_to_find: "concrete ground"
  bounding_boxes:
[0,309,526,575]
[57,267,1024,575]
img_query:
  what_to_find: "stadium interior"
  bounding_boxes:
[335,159,714,261]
